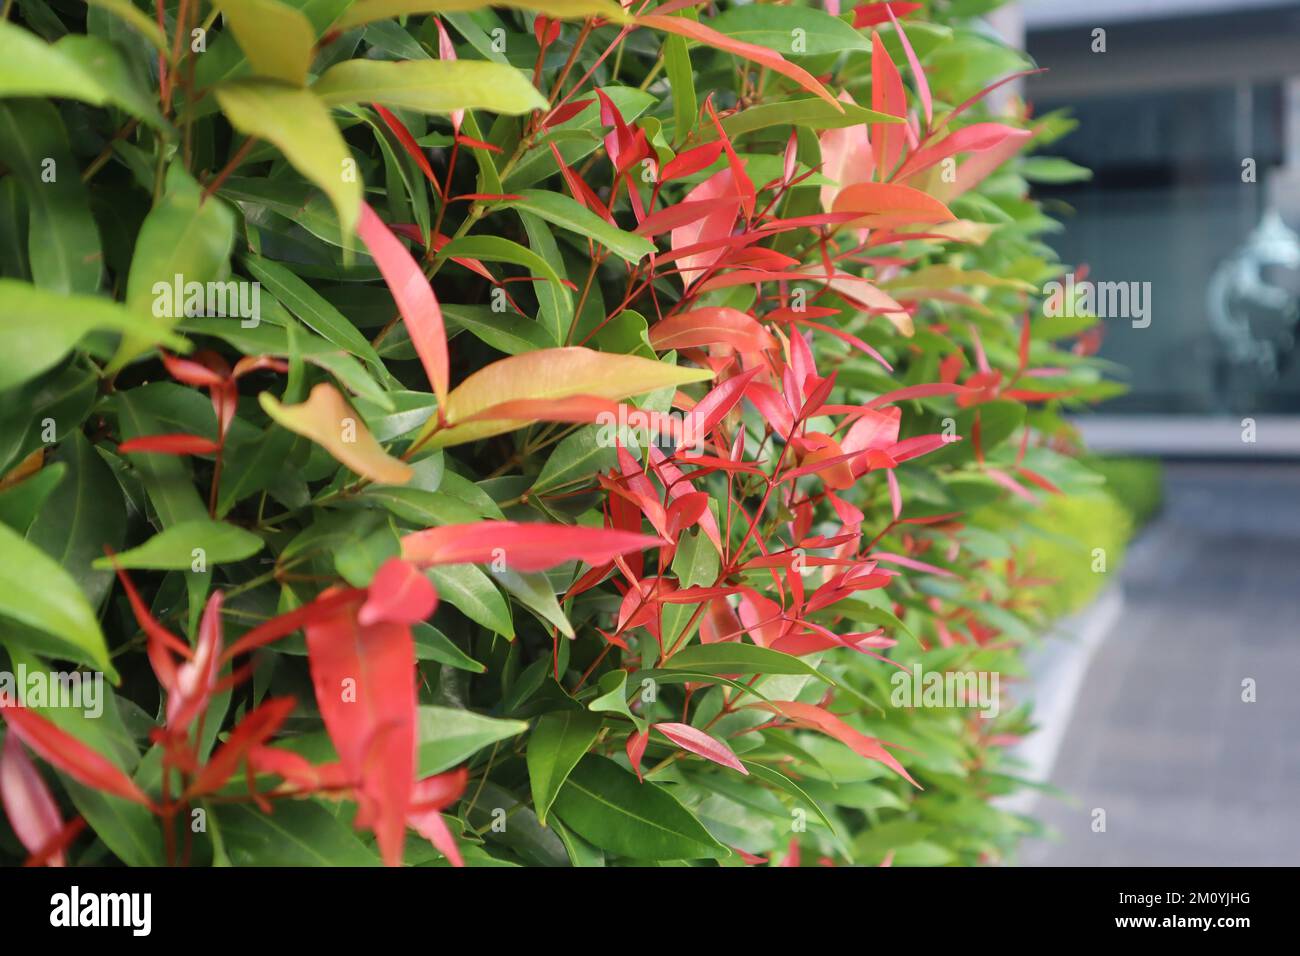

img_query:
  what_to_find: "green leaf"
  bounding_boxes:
[531,426,617,494]
[217,0,315,86]
[723,97,901,138]
[0,462,64,533]
[412,622,485,672]
[0,521,115,678]
[216,800,382,866]
[417,704,528,775]
[517,210,570,344]
[426,564,514,638]
[0,279,187,391]
[551,755,729,861]
[665,33,697,144]
[439,235,570,337]
[113,386,210,526]
[335,0,626,32]
[0,19,107,103]
[114,165,235,370]
[53,35,170,131]
[495,569,574,638]
[503,190,655,264]
[662,642,829,679]
[445,304,554,356]
[93,519,264,570]
[243,254,384,368]
[709,5,871,55]
[213,80,361,240]
[587,669,645,731]
[179,315,394,411]
[84,0,169,50]
[527,710,602,825]
[26,432,125,609]
[312,59,547,115]
[0,101,102,295]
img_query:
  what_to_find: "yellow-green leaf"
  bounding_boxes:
[336,0,627,32]
[84,0,169,52]
[312,59,547,116]
[91,519,264,570]
[422,347,712,447]
[0,522,115,680]
[216,0,315,86]
[0,279,188,391]
[213,80,361,240]
[0,20,107,104]
[260,383,413,484]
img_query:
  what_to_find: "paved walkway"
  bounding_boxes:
[1019,463,1300,866]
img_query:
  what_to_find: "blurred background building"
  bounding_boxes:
[1023,0,1300,452]
[1001,1,1300,866]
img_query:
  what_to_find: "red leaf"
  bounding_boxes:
[1,734,66,866]
[185,697,297,799]
[305,593,416,867]
[167,592,224,733]
[649,308,776,354]
[864,382,973,409]
[660,140,726,182]
[221,588,364,663]
[118,433,221,456]
[408,768,469,867]
[626,729,649,782]
[871,31,909,179]
[852,2,921,28]
[0,705,151,806]
[374,104,439,191]
[359,558,439,627]
[655,722,748,774]
[639,14,842,110]
[886,2,930,126]
[634,198,734,237]
[750,700,920,787]
[161,351,227,387]
[401,522,665,572]
[357,202,449,409]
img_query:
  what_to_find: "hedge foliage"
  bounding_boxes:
[0,0,1125,867]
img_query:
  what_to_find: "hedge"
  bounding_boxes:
[0,0,1126,867]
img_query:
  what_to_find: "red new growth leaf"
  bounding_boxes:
[750,700,920,788]
[655,722,748,774]
[1,734,66,866]
[408,767,469,867]
[871,31,910,179]
[374,104,439,191]
[852,2,921,28]
[0,704,151,806]
[357,201,449,409]
[638,14,843,111]
[626,729,649,782]
[649,308,777,354]
[185,697,297,799]
[401,522,665,572]
[118,434,221,456]
[305,592,416,867]
[359,558,439,626]
[832,182,955,230]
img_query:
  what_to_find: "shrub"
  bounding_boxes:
[0,0,1121,867]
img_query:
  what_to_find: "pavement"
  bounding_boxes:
[1018,462,1300,866]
